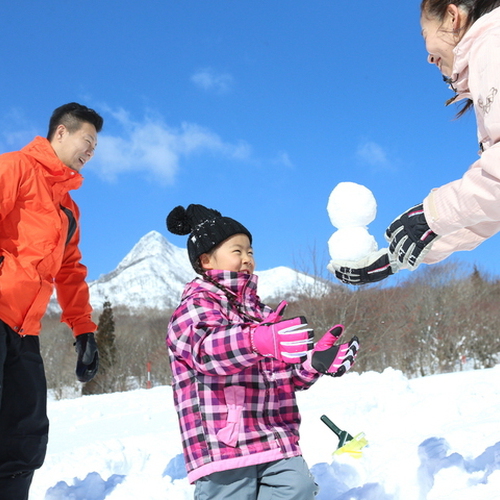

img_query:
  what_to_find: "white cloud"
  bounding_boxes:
[91,108,251,183]
[0,108,38,153]
[273,151,294,168]
[191,68,234,94]
[355,140,392,170]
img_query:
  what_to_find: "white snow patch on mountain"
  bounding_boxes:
[48,231,328,314]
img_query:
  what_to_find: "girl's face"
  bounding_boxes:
[200,234,255,274]
[420,5,464,78]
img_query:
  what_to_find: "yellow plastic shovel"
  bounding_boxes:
[320,415,368,459]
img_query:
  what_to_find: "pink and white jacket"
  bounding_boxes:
[166,270,320,483]
[423,6,500,264]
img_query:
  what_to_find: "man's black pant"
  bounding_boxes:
[0,320,49,500]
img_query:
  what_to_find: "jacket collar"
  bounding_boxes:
[21,136,83,191]
[183,270,259,302]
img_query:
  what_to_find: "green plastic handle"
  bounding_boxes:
[320,415,342,436]
[320,415,354,448]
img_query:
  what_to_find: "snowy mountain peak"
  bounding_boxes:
[48,231,328,314]
[116,231,184,271]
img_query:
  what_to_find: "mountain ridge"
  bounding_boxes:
[48,231,330,314]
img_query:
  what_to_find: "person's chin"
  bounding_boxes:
[67,163,81,173]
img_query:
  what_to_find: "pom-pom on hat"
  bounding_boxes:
[166,204,252,271]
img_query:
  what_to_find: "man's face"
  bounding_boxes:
[51,122,98,172]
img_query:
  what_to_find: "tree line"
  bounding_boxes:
[40,261,500,398]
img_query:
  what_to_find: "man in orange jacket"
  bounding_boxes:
[0,102,103,499]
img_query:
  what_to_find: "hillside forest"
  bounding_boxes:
[40,261,500,398]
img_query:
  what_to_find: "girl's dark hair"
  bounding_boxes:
[421,0,500,29]
[420,0,500,116]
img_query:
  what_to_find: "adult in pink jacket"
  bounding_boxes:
[330,0,500,285]
[0,103,102,500]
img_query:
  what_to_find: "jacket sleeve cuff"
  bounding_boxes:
[301,350,318,373]
[72,321,97,337]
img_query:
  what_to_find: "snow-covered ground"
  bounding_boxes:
[31,366,500,500]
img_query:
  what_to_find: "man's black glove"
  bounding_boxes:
[327,248,398,285]
[385,203,439,270]
[74,333,99,382]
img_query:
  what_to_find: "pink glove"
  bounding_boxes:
[264,300,288,323]
[310,325,359,377]
[251,316,314,363]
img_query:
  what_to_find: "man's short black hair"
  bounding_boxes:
[47,102,103,140]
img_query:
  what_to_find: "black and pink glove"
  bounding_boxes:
[328,248,398,285]
[251,316,314,364]
[264,300,288,323]
[309,325,359,377]
[385,203,439,270]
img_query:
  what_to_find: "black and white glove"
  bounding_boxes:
[385,203,439,270]
[327,248,399,285]
[74,333,99,382]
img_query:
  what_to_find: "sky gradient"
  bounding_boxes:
[0,1,495,283]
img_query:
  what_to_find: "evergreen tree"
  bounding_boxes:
[82,300,117,395]
[471,265,484,288]
[96,300,117,371]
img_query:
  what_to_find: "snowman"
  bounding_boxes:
[327,182,378,262]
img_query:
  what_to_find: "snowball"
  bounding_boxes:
[327,182,377,229]
[328,227,378,261]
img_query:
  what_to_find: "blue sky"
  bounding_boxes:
[1,1,496,282]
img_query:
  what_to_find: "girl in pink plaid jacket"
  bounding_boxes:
[166,204,359,499]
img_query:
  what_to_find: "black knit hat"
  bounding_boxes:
[166,204,252,271]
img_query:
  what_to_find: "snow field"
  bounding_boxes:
[32,366,500,500]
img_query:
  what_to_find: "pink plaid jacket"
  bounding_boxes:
[167,270,320,483]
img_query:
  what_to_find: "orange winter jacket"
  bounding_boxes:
[0,136,97,336]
